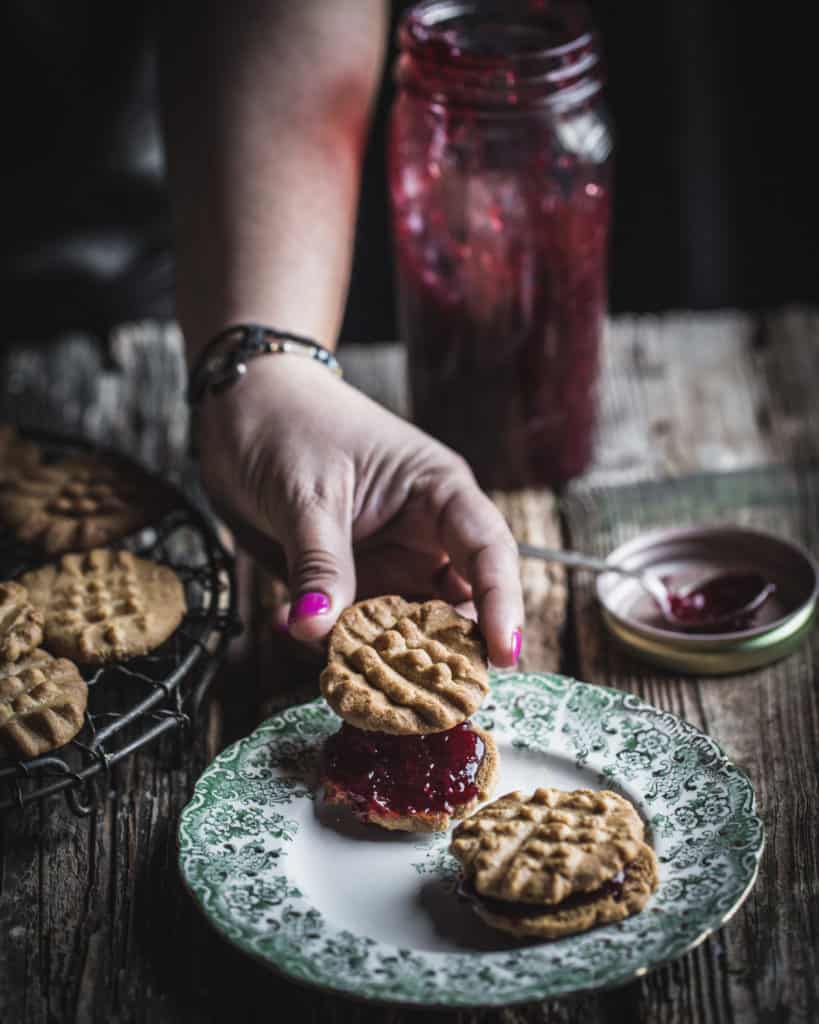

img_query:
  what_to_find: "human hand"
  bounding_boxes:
[196,356,524,667]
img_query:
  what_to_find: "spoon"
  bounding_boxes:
[516,541,776,631]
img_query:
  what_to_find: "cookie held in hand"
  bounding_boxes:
[320,596,489,735]
[451,787,659,939]
[0,581,44,662]
[21,548,187,665]
[0,649,88,759]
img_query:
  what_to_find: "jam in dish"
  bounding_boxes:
[664,572,776,632]
[321,721,485,818]
[458,867,627,919]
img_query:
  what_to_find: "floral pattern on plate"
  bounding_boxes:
[178,672,764,1007]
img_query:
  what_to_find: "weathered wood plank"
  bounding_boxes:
[336,306,819,489]
[491,490,565,674]
[339,341,409,420]
[3,308,818,1022]
[566,466,819,1024]
[0,325,225,1024]
[586,310,768,485]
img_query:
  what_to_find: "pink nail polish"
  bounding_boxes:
[288,592,331,624]
[511,628,522,664]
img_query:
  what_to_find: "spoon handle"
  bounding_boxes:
[517,541,626,576]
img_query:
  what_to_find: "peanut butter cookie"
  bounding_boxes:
[0,581,44,662]
[21,548,187,665]
[451,787,659,939]
[320,597,489,735]
[0,649,87,759]
[0,455,168,554]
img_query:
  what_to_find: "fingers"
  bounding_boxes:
[283,505,357,643]
[354,545,473,605]
[431,476,524,668]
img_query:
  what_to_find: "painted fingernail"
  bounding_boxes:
[288,592,331,624]
[272,613,290,634]
[511,628,522,664]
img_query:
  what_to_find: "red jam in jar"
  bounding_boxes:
[321,721,485,818]
[389,1,612,488]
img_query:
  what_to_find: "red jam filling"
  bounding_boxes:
[321,721,485,818]
[664,572,775,633]
[459,867,627,919]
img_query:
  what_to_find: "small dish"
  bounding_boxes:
[178,672,764,1008]
[596,525,819,674]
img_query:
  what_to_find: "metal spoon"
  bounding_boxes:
[517,541,775,631]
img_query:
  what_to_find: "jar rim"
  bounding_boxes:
[396,0,602,107]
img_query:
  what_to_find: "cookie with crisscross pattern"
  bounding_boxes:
[0,455,168,554]
[450,787,647,904]
[461,845,659,939]
[451,787,658,938]
[320,597,489,735]
[21,548,186,665]
[0,649,87,758]
[0,581,44,662]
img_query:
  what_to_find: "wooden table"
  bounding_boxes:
[1,306,817,1023]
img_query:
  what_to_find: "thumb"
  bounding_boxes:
[284,506,356,643]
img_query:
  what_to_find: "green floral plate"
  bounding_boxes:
[178,672,764,1007]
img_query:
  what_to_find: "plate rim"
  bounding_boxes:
[177,672,765,1008]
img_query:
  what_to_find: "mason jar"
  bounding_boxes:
[389,0,613,488]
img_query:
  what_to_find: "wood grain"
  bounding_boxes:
[1,307,817,1022]
[566,468,819,1024]
[491,489,565,674]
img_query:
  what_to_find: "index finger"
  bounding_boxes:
[426,472,524,667]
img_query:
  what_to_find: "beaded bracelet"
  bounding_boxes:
[187,323,343,405]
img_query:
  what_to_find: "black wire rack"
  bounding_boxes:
[0,431,240,816]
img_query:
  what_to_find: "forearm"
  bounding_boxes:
[159,0,387,361]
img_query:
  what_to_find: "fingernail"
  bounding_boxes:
[272,613,290,634]
[511,628,522,664]
[288,592,331,624]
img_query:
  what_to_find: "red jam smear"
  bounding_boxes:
[321,721,485,818]
[664,572,775,633]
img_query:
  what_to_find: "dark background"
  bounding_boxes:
[340,1,818,341]
[2,2,816,344]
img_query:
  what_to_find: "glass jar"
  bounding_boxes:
[389,0,612,489]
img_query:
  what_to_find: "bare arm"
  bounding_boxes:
[157,1,525,666]
[159,0,387,358]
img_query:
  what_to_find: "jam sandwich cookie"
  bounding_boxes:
[450,787,659,939]
[0,581,44,662]
[0,455,170,555]
[319,596,497,831]
[0,648,88,759]
[320,720,498,832]
[21,548,187,665]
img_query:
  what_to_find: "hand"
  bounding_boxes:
[196,356,524,667]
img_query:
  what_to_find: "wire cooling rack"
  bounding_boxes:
[0,431,240,815]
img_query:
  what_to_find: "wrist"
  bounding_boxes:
[187,323,342,406]
[183,316,338,370]
[192,343,347,453]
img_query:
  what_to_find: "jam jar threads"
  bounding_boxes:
[389,0,613,488]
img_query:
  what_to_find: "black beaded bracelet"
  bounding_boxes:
[187,323,343,405]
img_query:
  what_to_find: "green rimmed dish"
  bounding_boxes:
[177,672,764,1008]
